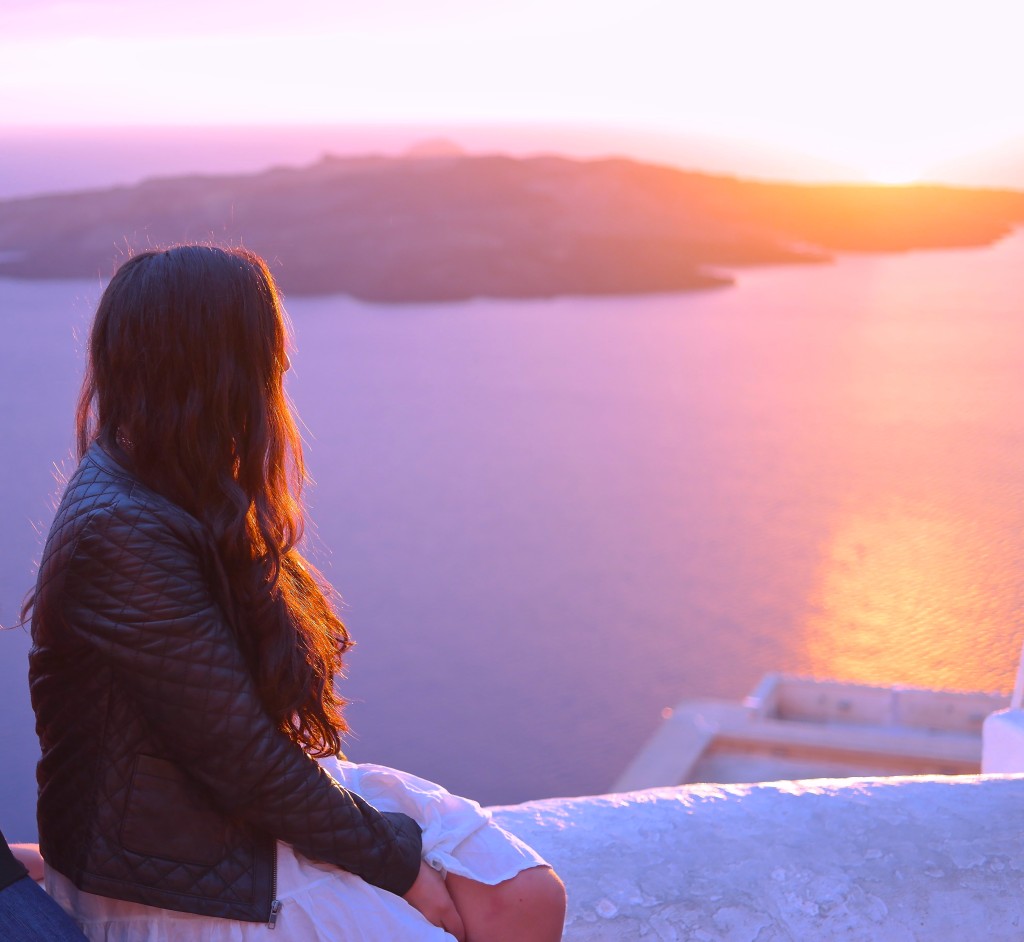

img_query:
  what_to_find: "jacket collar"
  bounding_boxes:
[87,438,138,481]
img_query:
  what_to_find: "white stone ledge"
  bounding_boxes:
[490,775,1024,941]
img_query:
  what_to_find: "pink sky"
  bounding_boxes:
[2,0,1023,184]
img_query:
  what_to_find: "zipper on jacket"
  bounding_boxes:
[267,841,282,929]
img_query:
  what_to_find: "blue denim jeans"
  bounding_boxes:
[0,875,89,941]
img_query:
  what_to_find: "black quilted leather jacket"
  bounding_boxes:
[29,443,422,923]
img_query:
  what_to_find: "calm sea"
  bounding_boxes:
[3,233,1024,839]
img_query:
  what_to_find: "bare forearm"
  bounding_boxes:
[10,843,44,882]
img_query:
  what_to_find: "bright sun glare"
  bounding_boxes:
[864,164,926,186]
[1,0,1022,185]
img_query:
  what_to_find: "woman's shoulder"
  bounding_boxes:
[49,443,208,560]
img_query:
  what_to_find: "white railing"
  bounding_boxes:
[490,774,1024,941]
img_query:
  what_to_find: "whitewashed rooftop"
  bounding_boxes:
[491,774,1024,941]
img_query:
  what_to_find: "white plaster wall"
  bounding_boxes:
[490,775,1024,941]
[983,710,1024,773]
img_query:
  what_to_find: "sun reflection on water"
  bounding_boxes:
[801,498,1020,693]
[795,238,1024,696]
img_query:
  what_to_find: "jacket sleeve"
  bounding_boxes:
[61,495,422,897]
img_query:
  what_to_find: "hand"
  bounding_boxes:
[10,843,45,882]
[403,860,466,941]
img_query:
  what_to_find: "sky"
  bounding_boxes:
[1,0,1024,184]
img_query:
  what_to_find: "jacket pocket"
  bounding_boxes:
[120,754,228,867]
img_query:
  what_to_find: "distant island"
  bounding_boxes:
[1,153,1023,302]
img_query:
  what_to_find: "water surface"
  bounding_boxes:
[3,234,1023,838]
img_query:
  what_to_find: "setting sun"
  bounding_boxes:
[1,0,1023,186]
[868,167,926,186]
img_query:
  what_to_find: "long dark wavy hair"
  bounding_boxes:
[75,245,351,757]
